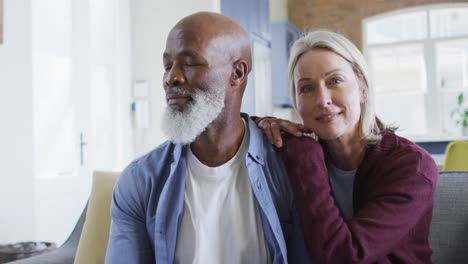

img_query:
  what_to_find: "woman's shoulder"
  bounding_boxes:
[369,130,438,181]
[379,130,432,160]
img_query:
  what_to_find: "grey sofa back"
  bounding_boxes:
[7,204,87,264]
[430,171,468,264]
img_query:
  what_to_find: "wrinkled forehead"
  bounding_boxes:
[164,27,229,64]
[166,27,218,51]
[167,28,203,46]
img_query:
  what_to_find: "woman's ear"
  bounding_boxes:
[360,87,368,103]
[358,75,369,103]
[230,59,248,86]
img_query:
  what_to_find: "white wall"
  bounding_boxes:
[0,0,35,243]
[114,0,133,168]
[131,0,220,157]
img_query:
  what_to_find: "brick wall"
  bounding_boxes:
[288,0,468,50]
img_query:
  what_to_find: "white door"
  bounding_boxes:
[32,0,121,245]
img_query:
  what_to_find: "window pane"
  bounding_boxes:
[441,91,467,134]
[436,38,468,89]
[430,8,468,38]
[370,44,427,136]
[369,44,426,93]
[376,94,427,136]
[366,11,427,44]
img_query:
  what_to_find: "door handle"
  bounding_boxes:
[80,132,87,166]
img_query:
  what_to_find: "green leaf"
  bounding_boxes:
[458,92,465,106]
[464,110,468,127]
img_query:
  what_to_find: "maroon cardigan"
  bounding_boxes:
[279,130,438,264]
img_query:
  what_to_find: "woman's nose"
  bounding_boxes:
[316,86,332,107]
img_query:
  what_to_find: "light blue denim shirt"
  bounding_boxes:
[106,113,310,264]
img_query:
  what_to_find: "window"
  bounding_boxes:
[0,0,3,44]
[32,0,132,245]
[363,5,468,138]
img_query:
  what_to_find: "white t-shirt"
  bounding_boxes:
[174,121,270,264]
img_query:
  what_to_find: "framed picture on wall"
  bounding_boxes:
[0,0,3,44]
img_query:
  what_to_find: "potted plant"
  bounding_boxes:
[451,92,468,136]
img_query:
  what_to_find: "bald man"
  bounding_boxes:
[106,12,310,264]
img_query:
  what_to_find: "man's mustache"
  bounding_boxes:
[165,87,192,96]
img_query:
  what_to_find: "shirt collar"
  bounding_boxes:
[242,113,266,166]
[170,113,266,166]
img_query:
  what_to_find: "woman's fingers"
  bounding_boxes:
[297,123,314,134]
[276,119,304,138]
[259,118,309,148]
[270,122,283,147]
[259,119,277,145]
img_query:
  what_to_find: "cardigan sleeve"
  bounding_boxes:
[279,135,437,264]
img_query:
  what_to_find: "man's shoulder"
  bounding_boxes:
[117,140,184,190]
[244,115,282,162]
[111,140,186,226]
[132,140,179,168]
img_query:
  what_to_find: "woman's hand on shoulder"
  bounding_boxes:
[258,117,312,148]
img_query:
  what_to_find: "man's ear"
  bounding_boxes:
[230,59,248,86]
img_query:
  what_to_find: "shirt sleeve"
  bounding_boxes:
[105,164,155,264]
[285,202,312,264]
[279,136,437,264]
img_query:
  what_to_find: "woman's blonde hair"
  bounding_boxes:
[288,30,393,144]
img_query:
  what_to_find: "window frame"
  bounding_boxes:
[362,3,468,140]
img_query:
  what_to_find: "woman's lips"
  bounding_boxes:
[315,112,341,123]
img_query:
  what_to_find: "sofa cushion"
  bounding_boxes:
[430,171,468,263]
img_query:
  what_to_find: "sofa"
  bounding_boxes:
[429,171,468,263]
[8,171,119,264]
[8,171,468,263]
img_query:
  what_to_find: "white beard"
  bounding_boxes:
[161,86,225,144]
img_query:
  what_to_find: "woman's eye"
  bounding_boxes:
[300,85,312,93]
[329,77,343,85]
[163,64,172,71]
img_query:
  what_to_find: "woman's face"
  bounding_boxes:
[294,48,366,142]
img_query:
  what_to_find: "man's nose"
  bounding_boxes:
[164,65,185,88]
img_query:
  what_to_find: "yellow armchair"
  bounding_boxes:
[74,171,120,264]
[442,141,468,171]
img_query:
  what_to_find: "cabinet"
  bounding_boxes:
[271,21,301,107]
[221,0,270,115]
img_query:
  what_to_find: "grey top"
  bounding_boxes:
[328,161,356,220]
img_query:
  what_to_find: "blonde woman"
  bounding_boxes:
[258,30,437,263]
